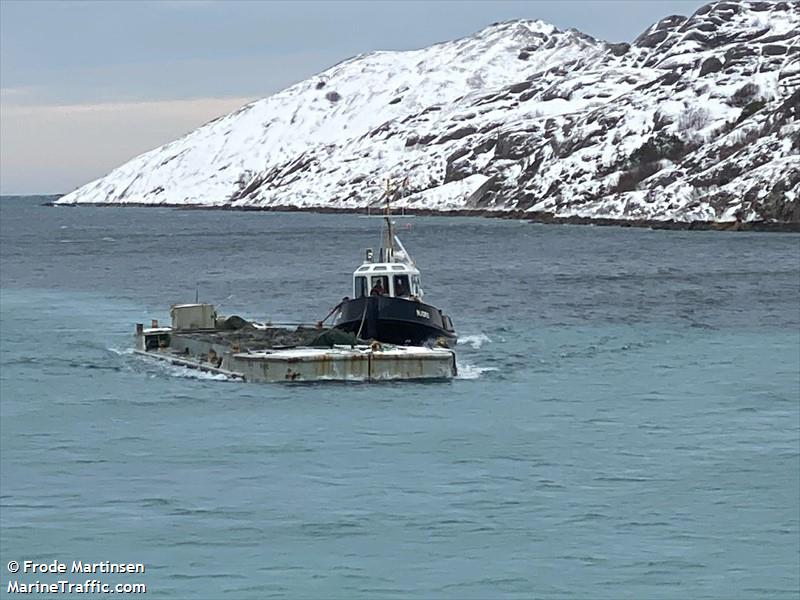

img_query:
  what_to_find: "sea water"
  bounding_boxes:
[1,196,798,598]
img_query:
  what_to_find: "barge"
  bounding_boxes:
[134,303,456,383]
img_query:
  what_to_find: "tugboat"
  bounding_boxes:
[333,182,457,347]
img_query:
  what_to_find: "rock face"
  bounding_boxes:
[57,1,800,224]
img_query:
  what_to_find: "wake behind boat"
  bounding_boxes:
[333,182,457,347]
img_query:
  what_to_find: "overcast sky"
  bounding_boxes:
[0,0,706,195]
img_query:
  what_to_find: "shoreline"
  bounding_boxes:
[45,201,800,233]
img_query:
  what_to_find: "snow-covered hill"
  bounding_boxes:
[57,1,800,225]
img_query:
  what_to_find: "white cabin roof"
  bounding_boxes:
[354,262,419,275]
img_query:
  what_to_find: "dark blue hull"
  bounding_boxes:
[334,296,456,347]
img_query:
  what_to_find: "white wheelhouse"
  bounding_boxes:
[352,261,423,299]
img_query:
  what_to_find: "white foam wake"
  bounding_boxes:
[120,347,238,381]
[107,347,134,356]
[456,363,499,380]
[156,364,233,381]
[457,333,491,350]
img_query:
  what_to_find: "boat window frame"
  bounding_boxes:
[354,276,368,298]
[411,274,421,297]
[393,274,411,298]
[370,275,389,296]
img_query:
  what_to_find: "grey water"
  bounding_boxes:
[1,195,798,599]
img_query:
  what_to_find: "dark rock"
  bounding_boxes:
[477,122,501,134]
[758,172,800,221]
[614,161,662,193]
[446,147,470,164]
[653,111,673,131]
[714,2,743,14]
[635,29,669,48]
[634,14,685,47]
[554,128,604,158]
[692,3,712,16]
[437,125,477,144]
[597,113,621,129]
[758,31,797,44]
[730,82,760,107]
[315,80,326,89]
[779,90,800,124]
[725,44,757,62]
[647,168,683,187]
[496,131,540,160]
[660,70,682,86]
[509,80,533,94]
[699,56,723,76]
[444,158,472,183]
[325,91,341,102]
[519,88,540,103]
[222,315,249,331]
[388,96,402,105]
[683,30,709,44]
[759,31,796,44]
[735,99,766,124]
[541,85,572,101]
[691,159,744,188]
[520,149,546,181]
[693,21,716,32]
[518,51,530,60]
[762,44,788,56]
[229,171,265,201]
[607,42,630,56]
[453,112,476,121]
[472,137,497,155]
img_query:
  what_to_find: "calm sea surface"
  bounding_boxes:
[1,196,798,599]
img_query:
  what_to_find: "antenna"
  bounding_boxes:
[383,178,395,262]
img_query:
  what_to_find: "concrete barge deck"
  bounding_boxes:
[134,303,457,383]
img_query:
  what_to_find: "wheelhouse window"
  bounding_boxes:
[411,275,421,296]
[370,275,389,296]
[354,276,368,298]
[393,274,410,297]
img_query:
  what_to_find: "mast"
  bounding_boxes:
[382,179,395,262]
[379,177,411,263]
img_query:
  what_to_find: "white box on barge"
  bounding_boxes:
[170,303,217,331]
